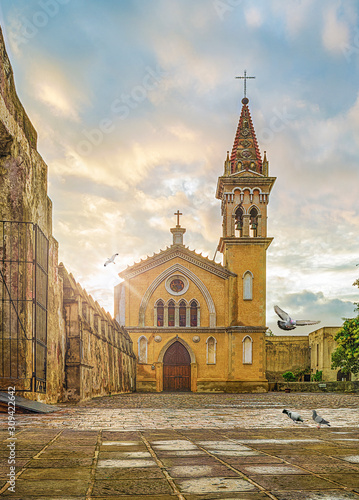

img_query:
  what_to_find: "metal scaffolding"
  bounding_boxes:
[0,221,48,393]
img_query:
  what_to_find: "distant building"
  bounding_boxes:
[266,327,358,382]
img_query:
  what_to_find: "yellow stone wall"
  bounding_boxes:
[224,243,267,326]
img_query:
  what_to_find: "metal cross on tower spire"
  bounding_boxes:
[235,70,255,98]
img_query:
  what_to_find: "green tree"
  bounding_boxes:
[331,277,359,375]
[282,371,296,382]
[311,370,323,381]
[331,317,359,375]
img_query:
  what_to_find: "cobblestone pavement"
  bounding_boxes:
[0,392,358,499]
[1,392,358,431]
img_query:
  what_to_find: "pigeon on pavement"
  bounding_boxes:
[282,409,304,423]
[312,410,330,429]
[104,253,118,267]
[274,305,320,331]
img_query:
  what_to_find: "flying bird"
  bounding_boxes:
[312,410,330,429]
[274,305,320,331]
[282,409,304,423]
[104,253,118,267]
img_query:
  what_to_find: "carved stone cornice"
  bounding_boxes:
[216,175,276,199]
[218,237,273,253]
[125,326,267,334]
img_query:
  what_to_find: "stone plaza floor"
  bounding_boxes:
[0,392,358,499]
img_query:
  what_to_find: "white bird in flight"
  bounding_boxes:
[274,305,320,331]
[104,253,118,267]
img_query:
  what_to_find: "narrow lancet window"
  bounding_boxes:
[179,300,186,327]
[190,300,198,327]
[207,336,217,364]
[168,300,175,327]
[138,336,148,363]
[243,336,253,364]
[156,300,164,327]
[243,271,253,300]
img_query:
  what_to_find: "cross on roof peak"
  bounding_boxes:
[235,70,255,99]
[174,210,182,227]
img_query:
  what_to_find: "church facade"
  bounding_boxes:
[115,96,276,393]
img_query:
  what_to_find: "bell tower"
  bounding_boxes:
[216,93,276,327]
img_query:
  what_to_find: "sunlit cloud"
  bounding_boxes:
[322,5,350,54]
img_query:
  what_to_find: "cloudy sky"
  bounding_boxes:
[0,0,358,334]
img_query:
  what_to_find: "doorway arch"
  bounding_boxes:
[163,341,191,392]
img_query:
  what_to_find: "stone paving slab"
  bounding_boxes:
[0,479,89,497]
[24,457,94,468]
[91,478,174,496]
[182,494,271,500]
[247,474,342,490]
[274,493,359,500]
[19,467,92,480]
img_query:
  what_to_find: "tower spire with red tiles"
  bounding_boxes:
[229,97,263,175]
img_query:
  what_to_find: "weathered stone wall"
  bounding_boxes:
[0,26,66,403]
[265,335,310,382]
[60,265,136,402]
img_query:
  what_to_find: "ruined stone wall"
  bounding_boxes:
[265,335,310,382]
[0,26,66,403]
[60,265,136,402]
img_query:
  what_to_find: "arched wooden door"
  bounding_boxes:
[163,341,191,392]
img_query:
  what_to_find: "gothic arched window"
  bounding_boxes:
[235,205,243,237]
[243,271,253,300]
[242,335,253,364]
[156,300,164,327]
[206,336,217,364]
[138,336,148,364]
[190,300,198,327]
[249,207,258,237]
[179,300,186,327]
[168,300,175,327]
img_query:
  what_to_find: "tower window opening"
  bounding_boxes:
[190,300,198,327]
[243,336,253,364]
[207,336,217,364]
[249,207,258,237]
[168,300,175,327]
[179,300,186,327]
[156,300,164,327]
[243,271,253,300]
[138,336,148,364]
[235,205,243,237]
